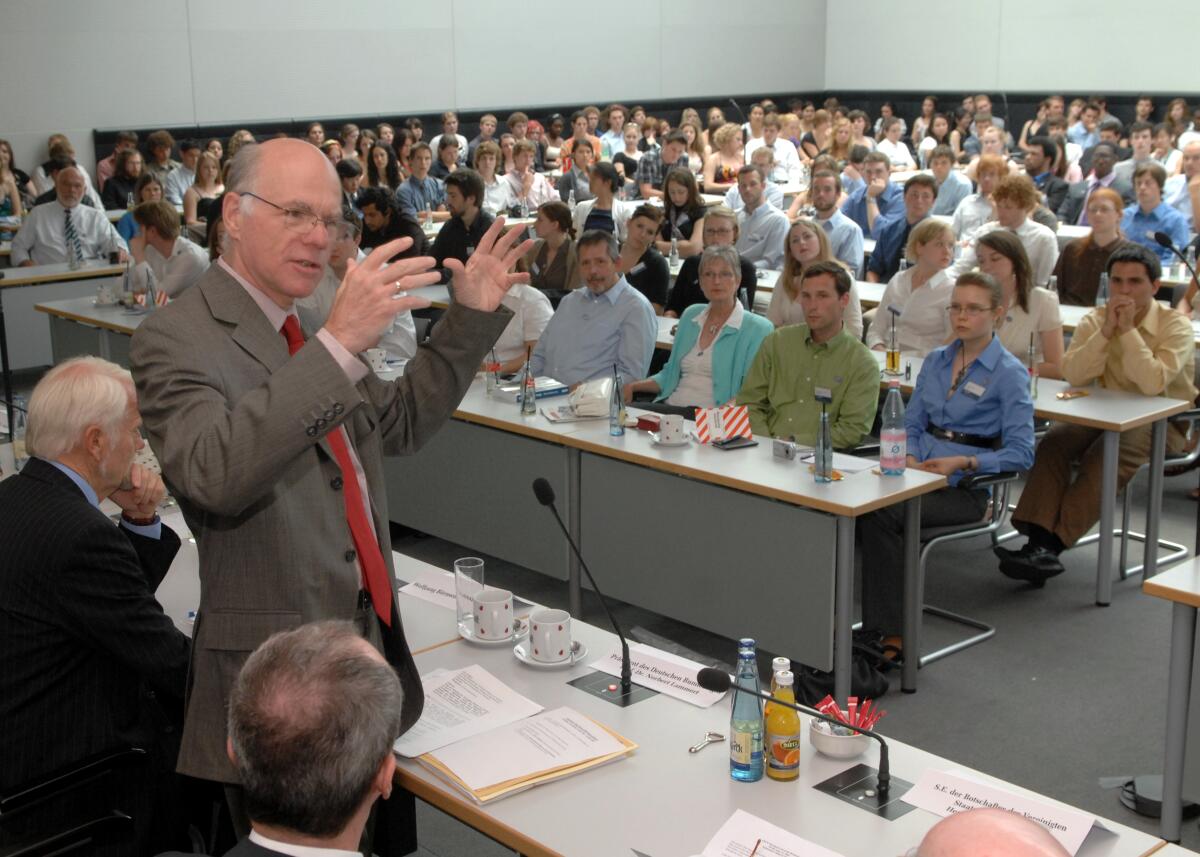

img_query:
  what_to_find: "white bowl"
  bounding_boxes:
[809,718,870,759]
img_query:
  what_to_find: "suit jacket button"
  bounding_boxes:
[331,476,343,490]
[306,426,318,437]
[333,403,345,414]
[325,409,336,420]
[345,549,356,562]
[315,417,327,430]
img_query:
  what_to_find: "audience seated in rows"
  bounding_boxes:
[1121,161,1190,263]
[866,218,955,355]
[12,165,127,265]
[616,204,670,314]
[128,200,209,299]
[768,219,863,337]
[952,174,1060,287]
[519,200,580,304]
[572,162,637,242]
[357,186,428,262]
[867,174,937,283]
[841,151,902,236]
[734,165,790,269]
[664,206,756,318]
[658,168,707,257]
[431,169,494,284]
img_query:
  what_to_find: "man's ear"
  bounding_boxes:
[226,736,238,767]
[374,753,397,801]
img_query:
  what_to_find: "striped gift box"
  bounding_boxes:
[694,404,752,444]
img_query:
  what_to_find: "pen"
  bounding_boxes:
[749,839,762,857]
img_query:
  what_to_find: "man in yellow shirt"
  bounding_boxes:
[997,244,1197,582]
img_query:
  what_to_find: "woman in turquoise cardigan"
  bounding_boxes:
[623,245,772,416]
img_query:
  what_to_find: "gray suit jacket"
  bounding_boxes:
[1056,175,1134,225]
[130,263,510,783]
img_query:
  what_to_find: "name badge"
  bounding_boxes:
[964,381,987,399]
[630,262,646,275]
[814,386,833,403]
[531,262,540,275]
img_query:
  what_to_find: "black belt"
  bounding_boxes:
[926,423,1001,450]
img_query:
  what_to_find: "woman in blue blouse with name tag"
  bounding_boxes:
[859,272,1036,660]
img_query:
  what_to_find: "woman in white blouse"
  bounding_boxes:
[485,283,554,374]
[865,219,956,355]
[975,229,1064,379]
[472,141,514,217]
[767,220,863,337]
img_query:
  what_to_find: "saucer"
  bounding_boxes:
[513,639,588,669]
[649,431,689,448]
[459,617,529,647]
[93,298,119,307]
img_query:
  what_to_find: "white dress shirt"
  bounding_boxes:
[865,267,954,355]
[248,829,359,857]
[482,177,515,216]
[950,218,1060,288]
[10,200,127,265]
[32,163,102,208]
[494,284,554,363]
[723,182,784,212]
[735,202,790,269]
[951,193,995,240]
[877,138,916,170]
[133,235,209,297]
[746,137,803,184]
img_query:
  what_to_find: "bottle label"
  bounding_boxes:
[730,727,761,765]
[880,428,906,470]
[766,732,801,772]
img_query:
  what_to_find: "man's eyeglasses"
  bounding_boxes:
[946,303,994,317]
[241,192,353,241]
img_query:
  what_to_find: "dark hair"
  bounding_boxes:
[538,200,575,238]
[977,230,1034,312]
[391,127,414,162]
[335,158,362,179]
[928,144,955,165]
[588,161,621,194]
[356,186,398,217]
[436,134,460,155]
[115,130,139,146]
[1106,242,1162,282]
[1133,160,1167,190]
[1092,141,1119,159]
[145,129,175,152]
[367,143,401,189]
[444,168,484,209]
[1027,136,1058,163]
[904,173,938,198]
[1098,117,1123,135]
[577,228,619,260]
[631,203,663,226]
[404,117,423,133]
[205,196,225,260]
[847,144,869,165]
[179,138,201,153]
[810,169,842,192]
[662,168,703,218]
[800,259,852,296]
[1127,120,1154,138]
[924,113,951,143]
[662,131,688,149]
[134,171,163,201]
[114,148,142,178]
[571,137,594,154]
[228,621,403,838]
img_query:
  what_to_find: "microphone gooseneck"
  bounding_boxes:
[530,478,632,694]
[696,667,891,795]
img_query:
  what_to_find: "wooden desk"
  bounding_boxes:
[396,615,1165,857]
[1144,560,1200,843]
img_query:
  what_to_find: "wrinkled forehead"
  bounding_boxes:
[256,149,342,218]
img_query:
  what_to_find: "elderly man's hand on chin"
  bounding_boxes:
[110,462,166,521]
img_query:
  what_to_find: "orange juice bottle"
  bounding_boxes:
[765,670,801,781]
[764,657,789,719]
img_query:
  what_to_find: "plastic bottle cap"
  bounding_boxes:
[772,657,789,672]
[777,670,794,686]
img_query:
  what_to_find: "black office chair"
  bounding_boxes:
[0,747,146,857]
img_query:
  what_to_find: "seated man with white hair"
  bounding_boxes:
[0,356,190,855]
[11,165,127,265]
[916,808,1070,857]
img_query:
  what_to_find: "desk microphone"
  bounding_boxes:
[727,97,748,125]
[1153,232,1198,285]
[531,477,632,695]
[696,667,892,796]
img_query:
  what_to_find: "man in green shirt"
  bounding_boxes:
[736,261,879,447]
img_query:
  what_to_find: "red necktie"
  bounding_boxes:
[281,316,392,626]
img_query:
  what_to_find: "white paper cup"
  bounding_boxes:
[660,414,685,443]
[365,348,388,372]
[529,608,572,663]
[473,587,514,640]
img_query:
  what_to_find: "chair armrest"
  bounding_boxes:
[0,747,147,815]
[958,471,1019,490]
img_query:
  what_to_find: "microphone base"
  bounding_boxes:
[814,763,916,820]
[568,671,658,707]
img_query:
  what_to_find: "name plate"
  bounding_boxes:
[589,642,725,708]
[904,770,1112,855]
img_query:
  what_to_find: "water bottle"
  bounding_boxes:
[519,195,530,219]
[567,188,576,211]
[1187,245,1197,282]
[669,236,679,268]
[1027,334,1040,399]
[814,406,832,483]
[880,379,906,475]
[423,200,433,230]
[609,364,625,437]
[730,638,764,782]
[67,236,81,270]
[126,192,135,210]
[520,353,537,416]
[1096,272,1109,308]
[144,265,158,311]
[485,348,500,396]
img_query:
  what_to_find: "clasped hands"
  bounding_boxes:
[323,217,535,354]
[1101,295,1137,339]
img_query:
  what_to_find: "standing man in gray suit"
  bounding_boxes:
[129,138,530,845]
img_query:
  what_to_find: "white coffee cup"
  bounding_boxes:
[365,348,388,372]
[660,414,685,443]
[96,284,116,305]
[529,608,572,663]
[473,587,514,641]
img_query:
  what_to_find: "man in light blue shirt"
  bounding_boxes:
[529,230,657,386]
[163,140,200,205]
[734,165,790,269]
[841,151,903,236]
[928,145,971,216]
[809,169,864,275]
[722,147,784,212]
[1121,162,1190,263]
[396,143,447,220]
[1067,102,1101,150]
[1163,140,1199,230]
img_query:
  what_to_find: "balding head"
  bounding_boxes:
[918,809,1072,857]
[55,166,86,208]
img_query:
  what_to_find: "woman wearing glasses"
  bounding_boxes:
[858,271,1036,664]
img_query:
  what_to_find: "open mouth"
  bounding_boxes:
[291,260,322,272]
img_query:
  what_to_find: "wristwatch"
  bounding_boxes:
[121,512,158,527]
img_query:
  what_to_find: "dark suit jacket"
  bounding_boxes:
[129,262,510,783]
[0,458,188,791]
[1056,175,1134,225]
[1039,175,1070,215]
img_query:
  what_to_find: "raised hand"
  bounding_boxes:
[443,217,536,313]
[323,237,437,354]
